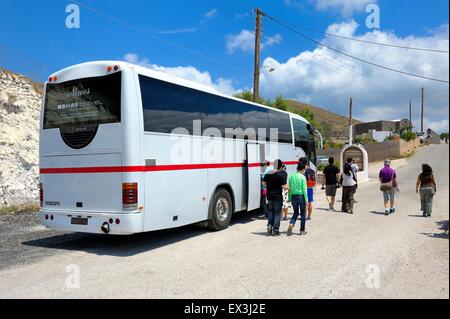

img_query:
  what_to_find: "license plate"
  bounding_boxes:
[71,217,88,225]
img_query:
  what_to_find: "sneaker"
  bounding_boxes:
[267,227,272,236]
[273,230,280,236]
[384,209,390,216]
[307,216,312,220]
[348,210,354,214]
[299,230,307,235]
[427,213,431,217]
[422,212,427,217]
[390,208,396,214]
[329,203,333,211]
[287,224,293,236]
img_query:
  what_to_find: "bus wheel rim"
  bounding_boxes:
[216,197,229,222]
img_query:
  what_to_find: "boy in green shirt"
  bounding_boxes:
[287,163,309,235]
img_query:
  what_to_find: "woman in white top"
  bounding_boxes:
[281,164,291,220]
[340,163,357,214]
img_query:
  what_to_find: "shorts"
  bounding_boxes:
[325,185,337,197]
[282,189,291,209]
[307,188,314,203]
[383,188,396,202]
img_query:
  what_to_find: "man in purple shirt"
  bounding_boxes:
[379,159,398,215]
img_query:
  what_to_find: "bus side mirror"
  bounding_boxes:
[306,124,311,132]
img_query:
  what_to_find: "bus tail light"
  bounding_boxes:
[122,183,138,211]
[39,183,43,207]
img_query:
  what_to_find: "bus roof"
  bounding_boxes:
[49,60,310,125]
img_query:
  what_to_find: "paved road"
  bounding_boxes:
[0,145,448,298]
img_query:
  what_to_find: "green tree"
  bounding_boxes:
[233,90,270,106]
[270,95,289,111]
[398,126,416,142]
[233,90,253,102]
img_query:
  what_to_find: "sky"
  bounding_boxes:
[1,0,449,132]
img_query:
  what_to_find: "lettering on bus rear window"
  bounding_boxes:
[43,72,121,129]
[138,75,292,143]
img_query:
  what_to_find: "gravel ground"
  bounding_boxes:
[0,144,448,298]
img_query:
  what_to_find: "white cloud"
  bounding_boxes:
[426,118,449,133]
[123,53,236,95]
[259,21,449,133]
[313,0,375,16]
[226,30,254,53]
[201,8,218,24]
[204,8,218,19]
[262,34,283,49]
[225,29,282,54]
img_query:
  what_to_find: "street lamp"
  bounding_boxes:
[262,65,275,72]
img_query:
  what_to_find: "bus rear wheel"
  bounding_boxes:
[207,188,232,231]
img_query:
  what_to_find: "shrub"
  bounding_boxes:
[400,131,417,142]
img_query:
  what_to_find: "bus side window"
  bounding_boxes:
[293,119,309,150]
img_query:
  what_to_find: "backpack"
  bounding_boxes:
[305,168,316,188]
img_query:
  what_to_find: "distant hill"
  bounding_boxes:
[286,99,362,143]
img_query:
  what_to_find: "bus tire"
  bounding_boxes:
[207,188,233,231]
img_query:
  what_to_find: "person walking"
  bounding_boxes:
[416,164,437,217]
[280,164,291,220]
[348,158,359,176]
[322,157,340,211]
[347,158,359,202]
[260,161,272,218]
[299,157,316,220]
[263,159,289,236]
[287,162,309,236]
[379,159,398,216]
[340,162,357,214]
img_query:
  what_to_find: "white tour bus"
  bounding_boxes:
[39,61,321,235]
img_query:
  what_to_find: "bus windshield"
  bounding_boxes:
[43,72,121,129]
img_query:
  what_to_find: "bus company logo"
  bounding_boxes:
[45,201,61,206]
[68,86,91,98]
[71,126,89,133]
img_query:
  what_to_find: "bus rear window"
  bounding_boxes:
[43,72,121,129]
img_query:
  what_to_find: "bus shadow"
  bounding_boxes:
[22,210,265,257]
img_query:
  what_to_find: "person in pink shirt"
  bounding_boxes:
[379,159,398,215]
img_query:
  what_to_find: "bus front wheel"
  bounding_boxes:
[208,188,232,231]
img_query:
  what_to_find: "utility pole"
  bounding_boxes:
[409,100,412,132]
[252,8,262,102]
[348,97,353,145]
[421,87,424,134]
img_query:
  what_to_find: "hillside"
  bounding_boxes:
[0,68,42,208]
[286,99,362,143]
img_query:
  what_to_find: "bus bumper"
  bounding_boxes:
[39,210,144,235]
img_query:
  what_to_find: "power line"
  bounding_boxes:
[285,24,449,53]
[263,11,450,84]
[72,0,251,76]
[264,18,410,92]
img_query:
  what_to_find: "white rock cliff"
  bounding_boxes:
[0,69,41,206]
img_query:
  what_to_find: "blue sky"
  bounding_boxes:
[1,0,449,132]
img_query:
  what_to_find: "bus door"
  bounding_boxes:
[246,143,261,211]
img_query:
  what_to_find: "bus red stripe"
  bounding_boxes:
[39,160,300,174]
